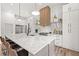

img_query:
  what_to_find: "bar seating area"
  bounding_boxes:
[0,37,28,56]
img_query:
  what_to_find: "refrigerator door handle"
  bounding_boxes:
[68,24,69,33]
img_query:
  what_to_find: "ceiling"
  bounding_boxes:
[2,3,67,18]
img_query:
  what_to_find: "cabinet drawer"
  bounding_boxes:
[55,39,61,46]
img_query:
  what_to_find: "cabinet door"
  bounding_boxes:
[63,12,71,49]
[40,8,45,26]
[70,11,79,51]
[35,45,48,56]
[49,40,55,56]
[44,6,50,26]
[40,6,50,26]
[55,35,63,47]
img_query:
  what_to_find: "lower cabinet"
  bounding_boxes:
[29,40,55,56]
[54,35,63,47]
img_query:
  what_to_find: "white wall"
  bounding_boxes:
[0,4,1,36]
[1,3,27,37]
[26,17,36,35]
[52,5,62,19]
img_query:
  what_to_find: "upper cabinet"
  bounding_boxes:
[40,6,50,26]
[0,4,1,36]
[63,3,79,52]
[63,3,79,13]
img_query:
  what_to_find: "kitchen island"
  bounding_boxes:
[5,33,55,56]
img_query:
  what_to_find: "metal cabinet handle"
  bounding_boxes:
[70,24,71,33]
[68,24,71,33]
[68,7,71,11]
[68,24,69,33]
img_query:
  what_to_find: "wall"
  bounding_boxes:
[1,3,38,36]
[1,3,27,37]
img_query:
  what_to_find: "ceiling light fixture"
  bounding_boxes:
[32,4,40,16]
[17,3,22,21]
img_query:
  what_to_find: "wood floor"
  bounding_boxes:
[55,46,79,56]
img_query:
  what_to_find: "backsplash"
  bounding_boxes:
[52,18,62,35]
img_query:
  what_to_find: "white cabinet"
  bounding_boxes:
[29,40,55,56]
[63,4,79,52]
[63,12,72,49]
[63,4,71,13]
[0,3,1,36]
[54,35,63,47]
[70,11,79,51]
[63,4,79,13]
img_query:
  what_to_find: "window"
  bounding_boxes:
[15,25,24,34]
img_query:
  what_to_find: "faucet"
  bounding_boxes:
[27,23,31,36]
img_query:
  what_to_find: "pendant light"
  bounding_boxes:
[32,3,40,16]
[17,3,21,21]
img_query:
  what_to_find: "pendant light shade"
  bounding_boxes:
[32,4,40,16]
[17,3,22,21]
[32,11,40,16]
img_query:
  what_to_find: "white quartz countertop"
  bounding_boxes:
[5,33,54,55]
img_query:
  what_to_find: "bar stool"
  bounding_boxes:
[9,48,18,56]
[4,36,28,56]
[5,37,22,51]
[5,42,18,56]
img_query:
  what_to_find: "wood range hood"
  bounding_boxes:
[39,6,51,26]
